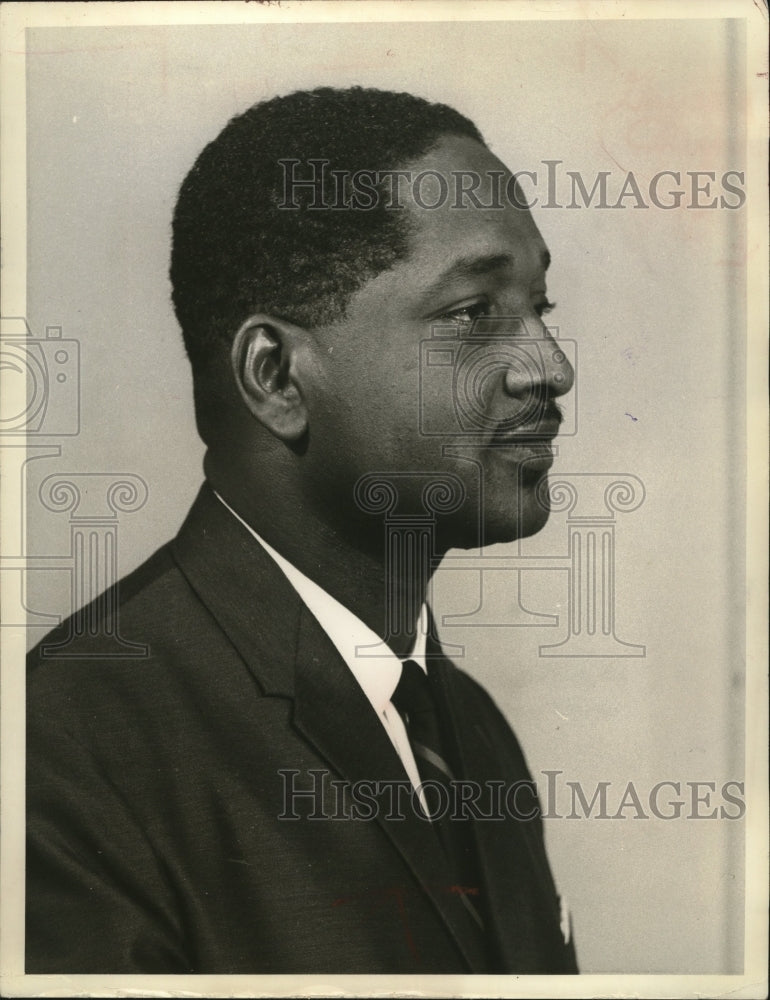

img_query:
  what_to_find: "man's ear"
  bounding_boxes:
[230,315,309,443]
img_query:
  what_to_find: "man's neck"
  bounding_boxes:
[206,461,429,658]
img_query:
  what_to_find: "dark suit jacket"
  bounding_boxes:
[26,483,578,975]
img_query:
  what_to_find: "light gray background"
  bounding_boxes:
[23,18,746,974]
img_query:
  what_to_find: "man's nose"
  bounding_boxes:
[502,326,574,400]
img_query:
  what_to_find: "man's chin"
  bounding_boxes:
[431,466,553,551]
[438,501,551,552]
[483,508,550,548]
[481,468,552,546]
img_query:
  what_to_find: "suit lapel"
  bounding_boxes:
[171,484,487,971]
[429,651,567,971]
[290,605,488,972]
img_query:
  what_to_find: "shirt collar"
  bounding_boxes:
[213,491,428,717]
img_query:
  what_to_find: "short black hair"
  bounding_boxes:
[169,86,484,441]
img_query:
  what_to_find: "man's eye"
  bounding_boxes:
[535,299,557,318]
[437,302,490,326]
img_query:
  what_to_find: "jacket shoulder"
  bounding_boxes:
[27,543,182,667]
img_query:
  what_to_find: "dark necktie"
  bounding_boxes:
[391,659,455,814]
[392,659,486,933]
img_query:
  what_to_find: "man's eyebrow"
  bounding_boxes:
[419,252,515,303]
[419,248,551,307]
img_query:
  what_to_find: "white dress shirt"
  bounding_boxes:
[215,492,431,809]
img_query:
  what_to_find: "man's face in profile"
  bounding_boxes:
[296,135,574,551]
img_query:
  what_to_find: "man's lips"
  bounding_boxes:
[490,403,564,445]
[492,421,561,444]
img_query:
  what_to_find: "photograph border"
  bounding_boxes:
[1,2,767,997]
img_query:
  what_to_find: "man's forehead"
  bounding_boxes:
[400,192,548,282]
[404,132,508,177]
[396,136,508,209]
[395,135,546,263]
[417,247,551,297]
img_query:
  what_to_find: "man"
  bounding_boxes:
[27,87,577,974]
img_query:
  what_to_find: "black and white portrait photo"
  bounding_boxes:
[0,2,766,997]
